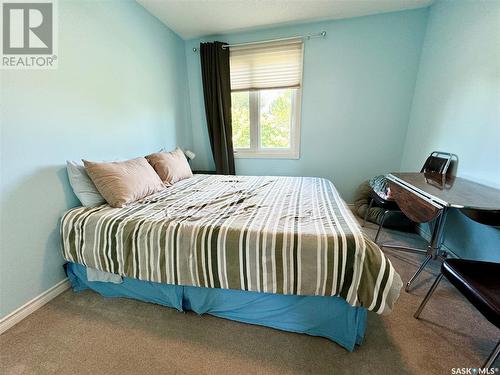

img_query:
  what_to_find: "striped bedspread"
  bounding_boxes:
[61,175,402,314]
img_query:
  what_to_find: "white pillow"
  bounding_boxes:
[66,160,106,207]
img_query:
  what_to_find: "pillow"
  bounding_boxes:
[145,148,193,184]
[83,157,165,208]
[66,161,106,207]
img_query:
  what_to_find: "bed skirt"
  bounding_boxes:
[66,262,367,351]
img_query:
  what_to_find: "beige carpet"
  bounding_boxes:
[1,222,498,374]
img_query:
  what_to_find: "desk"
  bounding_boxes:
[385,172,500,292]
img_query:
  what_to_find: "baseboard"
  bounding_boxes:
[0,278,71,335]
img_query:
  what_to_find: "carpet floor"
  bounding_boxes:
[1,221,498,374]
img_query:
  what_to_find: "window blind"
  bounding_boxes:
[229,40,304,92]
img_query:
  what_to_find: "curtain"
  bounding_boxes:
[200,41,235,175]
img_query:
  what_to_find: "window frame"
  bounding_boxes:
[232,88,302,159]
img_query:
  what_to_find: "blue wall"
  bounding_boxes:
[0,1,191,318]
[400,0,500,261]
[185,9,429,202]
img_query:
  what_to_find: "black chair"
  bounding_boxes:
[362,151,457,244]
[414,258,500,368]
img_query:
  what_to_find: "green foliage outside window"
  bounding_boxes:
[260,89,292,148]
[231,92,250,148]
[231,88,293,149]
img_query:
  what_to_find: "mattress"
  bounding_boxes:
[61,174,402,314]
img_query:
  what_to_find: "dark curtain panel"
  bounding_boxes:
[200,41,235,175]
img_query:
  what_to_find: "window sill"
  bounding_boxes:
[234,150,299,159]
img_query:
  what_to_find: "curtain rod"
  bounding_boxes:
[192,31,326,52]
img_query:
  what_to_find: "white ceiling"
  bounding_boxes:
[137,0,433,39]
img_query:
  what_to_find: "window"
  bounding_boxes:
[230,40,303,158]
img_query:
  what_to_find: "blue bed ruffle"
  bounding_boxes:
[66,262,367,351]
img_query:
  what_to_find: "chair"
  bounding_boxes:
[362,151,457,245]
[414,258,500,368]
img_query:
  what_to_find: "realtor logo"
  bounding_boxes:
[1,0,58,69]
[3,2,53,54]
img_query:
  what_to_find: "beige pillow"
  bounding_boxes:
[146,148,193,184]
[83,157,165,208]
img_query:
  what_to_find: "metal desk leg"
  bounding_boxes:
[413,272,443,318]
[429,208,448,260]
[405,208,448,292]
[405,255,432,292]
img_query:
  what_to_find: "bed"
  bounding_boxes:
[61,174,402,351]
